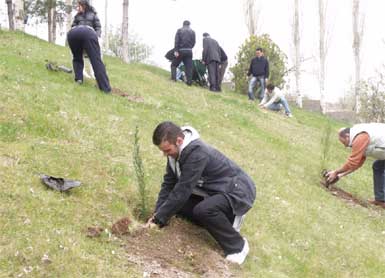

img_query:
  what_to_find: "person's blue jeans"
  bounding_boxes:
[248,76,265,101]
[267,96,292,115]
[373,160,385,201]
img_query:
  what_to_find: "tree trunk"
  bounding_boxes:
[104,0,109,52]
[6,0,15,30]
[13,0,24,30]
[65,0,72,33]
[47,0,56,43]
[121,0,129,63]
[352,0,364,114]
[293,0,302,108]
[52,7,57,43]
[319,0,326,114]
[242,0,260,36]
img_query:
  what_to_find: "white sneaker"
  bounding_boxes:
[286,113,293,118]
[225,238,249,265]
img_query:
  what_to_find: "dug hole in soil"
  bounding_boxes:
[119,217,235,278]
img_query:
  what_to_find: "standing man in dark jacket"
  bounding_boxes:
[247,47,269,101]
[171,20,196,86]
[218,46,228,91]
[147,121,256,265]
[67,0,111,93]
[202,33,221,92]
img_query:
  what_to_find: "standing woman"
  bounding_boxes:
[67,0,111,93]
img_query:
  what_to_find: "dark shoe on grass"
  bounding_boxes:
[40,174,81,192]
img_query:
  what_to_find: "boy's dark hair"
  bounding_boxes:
[266,84,275,91]
[152,121,184,146]
[256,47,263,52]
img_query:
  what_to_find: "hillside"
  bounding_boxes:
[1,30,385,277]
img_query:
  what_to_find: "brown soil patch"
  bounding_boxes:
[86,226,104,238]
[320,171,369,208]
[320,182,370,208]
[111,87,144,103]
[121,218,235,278]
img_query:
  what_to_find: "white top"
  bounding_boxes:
[260,88,284,107]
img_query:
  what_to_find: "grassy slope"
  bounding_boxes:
[1,30,385,277]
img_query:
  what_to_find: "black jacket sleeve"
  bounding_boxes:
[155,150,209,225]
[174,30,181,51]
[265,58,270,78]
[202,38,208,63]
[191,30,196,48]
[71,14,79,28]
[247,60,252,76]
[93,13,102,37]
[155,162,178,212]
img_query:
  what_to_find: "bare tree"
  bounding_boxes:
[14,0,24,30]
[65,0,72,33]
[293,0,302,108]
[104,0,109,52]
[6,0,15,30]
[47,0,57,43]
[121,0,129,63]
[5,0,24,31]
[242,0,261,36]
[352,0,365,114]
[318,0,327,114]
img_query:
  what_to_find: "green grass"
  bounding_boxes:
[1,30,385,277]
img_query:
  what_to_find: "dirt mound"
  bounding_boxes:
[111,87,144,102]
[121,218,235,278]
[111,217,132,235]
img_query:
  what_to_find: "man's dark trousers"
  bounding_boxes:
[67,26,111,93]
[177,194,244,255]
[207,61,220,91]
[171,49,193,85]
[373,160,385,201]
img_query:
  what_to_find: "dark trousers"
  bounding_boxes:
[171,50,193,85]
[373,160,385,201]
[67,26,111,93]
[207,61,220,91]
[177,194,244,255]
[218,60,228,90]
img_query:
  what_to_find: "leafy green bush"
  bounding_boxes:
[358,75,385,122]
[230,34,287,94]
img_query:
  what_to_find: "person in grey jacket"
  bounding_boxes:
[202,33,221,92]
[147,121,256,264]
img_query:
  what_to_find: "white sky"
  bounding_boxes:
[1,0,385,102]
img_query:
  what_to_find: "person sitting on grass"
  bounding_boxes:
[259,83,293,117]
[146,121,256,265]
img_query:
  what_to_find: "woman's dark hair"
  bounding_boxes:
[152,121,184,146]
[78,0,96,13]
